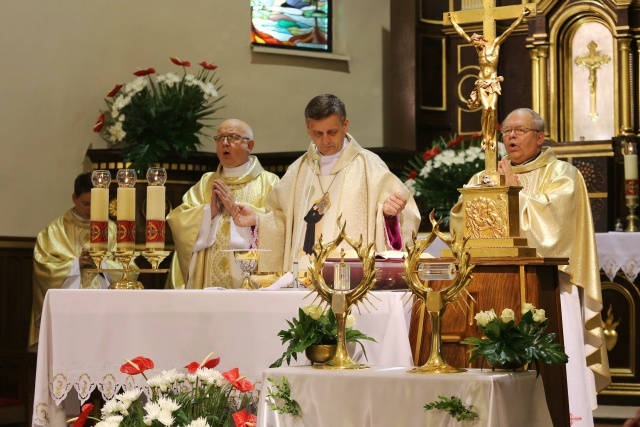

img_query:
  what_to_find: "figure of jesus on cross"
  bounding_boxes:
[447,2,533,184]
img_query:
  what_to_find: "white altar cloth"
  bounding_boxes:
[595,232,640,281]
[32,289,412,427]
[258,366,552,427]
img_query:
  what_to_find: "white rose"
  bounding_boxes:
[532,308,546,323]
[345,314,356,328]
[521,302,536,315]
[306,305,324,320]
[500,308,515,323]
[474,311,492,327]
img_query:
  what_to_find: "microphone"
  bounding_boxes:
[311,144,321,164]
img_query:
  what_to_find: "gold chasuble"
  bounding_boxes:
[29,208,119,347]
[258,135,421,273]
[451,147,610,392]
[167,156,279,289]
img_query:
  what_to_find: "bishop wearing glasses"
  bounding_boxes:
[166,119,280,289]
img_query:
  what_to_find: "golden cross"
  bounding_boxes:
[444,1,536,183]
[444,1,536,42]
[575,41,611,121]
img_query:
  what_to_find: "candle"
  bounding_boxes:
[116,169,137,249]
[90,170,111,250]
[146,167,167,249]
[624,142,639,198]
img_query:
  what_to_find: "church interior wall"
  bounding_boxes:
[0,0,391,238]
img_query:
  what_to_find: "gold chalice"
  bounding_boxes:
[224,249,270,289]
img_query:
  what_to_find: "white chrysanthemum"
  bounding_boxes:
[186,417,211,427]
[117,388,143,404]
[96,415,124,427]
[157,397,180,412]
[147,374,168,391]
[209,369,226,387]
[184,74,196,84]
[161,72,181,88]
[186,373,198,383]
[125,77,147,94]
[404,179,417,196]
[202,82,218,97]
[143,402,161,425]
[196,367,217,385]
[101,398,120,416]
[533,308,546,323]
[161,369,185,384]
[500,308,515,323]
[157,410,175,427]
[419,162,433,178]
[345,314,356,329]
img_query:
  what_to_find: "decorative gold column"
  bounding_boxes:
[530,47,540,114]
[537,44,550,136]
[619,37,632,135]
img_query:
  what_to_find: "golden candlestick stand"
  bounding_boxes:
[403,212,475,374]
[86,249,171,289]
[306,217,379,370]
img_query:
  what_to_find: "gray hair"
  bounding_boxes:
[304,94,347,124]
[505,108,545,132]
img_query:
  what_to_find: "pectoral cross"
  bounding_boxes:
[575,41,611,121]
[445,1,536,184]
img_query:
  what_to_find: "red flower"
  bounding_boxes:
[431,146,441,155]
[70,403,94,427]
[408,170,418,179]
[120,356,154,375]
[232,409,257,427]
[93,114,104,133]
[185,354,220,373]
[133,68,156,77]
[199,61,218,70]
[447,135,465,148]
[170,57,191,67]
[471,132,482,138]
[223,368,255,393]
[106,84,123,97]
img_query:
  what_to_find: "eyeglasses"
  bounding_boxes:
[213,134,251,144]
[500,127,542,136]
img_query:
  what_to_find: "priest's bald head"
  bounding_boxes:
[215,119,255,168]
[501,108,546,165]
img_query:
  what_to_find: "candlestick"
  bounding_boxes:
[90,170,111,250]
[145,167,167,249]
[622,142,639,232]
[116,169,137,249]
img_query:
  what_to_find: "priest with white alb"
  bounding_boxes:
[232,94,421,277]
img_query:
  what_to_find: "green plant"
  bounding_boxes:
[461,303,569,374]
[93,57,225,173]
[424,395,478,422]
[401,134,506,226]
[269,305,376,368]
[67,354,257,427]
[265,376,302,416]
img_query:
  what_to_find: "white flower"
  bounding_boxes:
[186,418,211,427]
[532,308,546,323]
[157,397,180,412]
[302,305,324,320]
[117,388,143,404]
[143,402,161,425]
[345,314,356,329]
[475,310,493,327]
[404,179,417,196]
[147,374,170,391]
[157,410,175,427]
[500,308,515,323]
[521,302,536,315]
[96,415,124,427]
[101,399,121,417]
[161,369,185,385]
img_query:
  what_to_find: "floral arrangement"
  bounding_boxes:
[67,353,257,427]
[461,303,569,373]
[265,376,301,417]
[402,133,506,226]
[93,57,225,172]
[270,305,376,368]
[424,395,478,422]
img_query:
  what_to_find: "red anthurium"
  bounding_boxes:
[70,403,94,427]
[232,409,257,427]
[199,61,218,70]
[408,170,418,180]
[185,352,221,373]
[120,356,154,375]
[471,132,482,138]
[423,146,441,162]
[106,84,123,97]
[223,368,255,393]
[170,57,191,67]
[432,146,441,156]
[133,68,156,77]
[93,114,104,133]
[447,135,465,148]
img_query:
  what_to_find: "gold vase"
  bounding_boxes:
[305,344,336,364]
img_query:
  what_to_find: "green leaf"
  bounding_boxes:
[424,395,478,422]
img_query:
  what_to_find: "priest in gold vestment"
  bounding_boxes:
[167,119,279,289]
[29,172,120,348]
[232,94,421,274]
[451,108,610,426]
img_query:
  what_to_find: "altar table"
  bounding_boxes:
[32,289,412,427]
[596,232,640,281]
[258,366,553,427]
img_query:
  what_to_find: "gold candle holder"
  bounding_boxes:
[307,217,378,370]
[110,250,144,290]
[623,141,639,232]
[402,211,475,374]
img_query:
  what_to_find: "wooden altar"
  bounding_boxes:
[409,256,570,427]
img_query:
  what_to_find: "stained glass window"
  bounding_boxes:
[251,1,331,52]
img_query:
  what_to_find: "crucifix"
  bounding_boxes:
[445,1,536,184]
[575,41,611,121]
